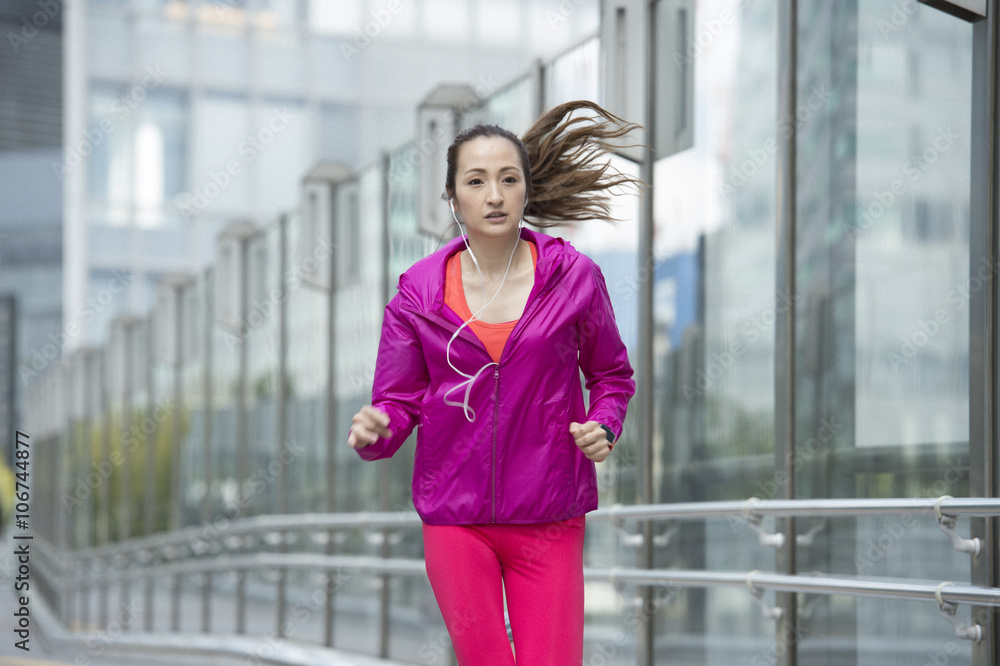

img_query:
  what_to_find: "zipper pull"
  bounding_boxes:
[494,367,499,380]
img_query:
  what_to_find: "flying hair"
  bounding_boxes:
[443,100,644,228]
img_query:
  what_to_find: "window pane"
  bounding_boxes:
[650,0,778,661]
[88,84,134,213]
[188,93,251,216]
[794,1,973,663]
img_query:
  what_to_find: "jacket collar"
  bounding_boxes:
[398,227,576,312]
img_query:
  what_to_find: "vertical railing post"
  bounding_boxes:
[277,214,290,639]
[235,231,251,635]
[775,1,799,663]
[378,151,393,660]
[202,267,215,634]
[969,3,1000,664]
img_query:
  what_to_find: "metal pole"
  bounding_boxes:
[202,267,215,633]
[775,1,799,663]
[277,215,289,638]
[969,4,1000,664]
[144,313,157,631]
[378,155,392,659]
[325,178,339,648]
[637,1,657,664]
[119,322,133,629]
[98,348,110,630]
[235,235,251,635]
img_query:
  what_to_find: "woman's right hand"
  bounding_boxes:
[348,405,392,450]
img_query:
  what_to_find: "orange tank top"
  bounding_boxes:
[444,241,538,364]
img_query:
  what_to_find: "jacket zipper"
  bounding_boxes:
[491,365,499,523]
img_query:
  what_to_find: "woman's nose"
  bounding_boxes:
[486,183,503,204]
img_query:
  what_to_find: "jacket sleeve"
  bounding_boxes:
[354,292,428,461]
[578,262,635,439]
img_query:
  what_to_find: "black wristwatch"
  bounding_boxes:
[599,424,616,445]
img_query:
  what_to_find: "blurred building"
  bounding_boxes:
[0,0,65,453]
[60,0,601,349]
[15,0,1000,664]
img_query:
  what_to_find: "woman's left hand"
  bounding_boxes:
[569,421,612,463]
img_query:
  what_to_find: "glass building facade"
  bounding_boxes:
[17,0,1000,665]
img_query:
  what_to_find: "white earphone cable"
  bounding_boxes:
[444,198,522,421]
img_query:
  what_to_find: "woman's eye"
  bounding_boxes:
[468,178,482,186]
[503,176,518,184]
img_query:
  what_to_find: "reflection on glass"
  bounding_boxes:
[651,0,777,661]
[794,1,972,663]
[487,75,536,137]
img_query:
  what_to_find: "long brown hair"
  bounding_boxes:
[444,100,643,227]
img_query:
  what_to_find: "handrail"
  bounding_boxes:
[601,497,1000,521]
[41,537,1000,609]
[585,568,1000,607]
[61,496,1000,560]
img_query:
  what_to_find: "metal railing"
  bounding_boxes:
[32,496,1000,662]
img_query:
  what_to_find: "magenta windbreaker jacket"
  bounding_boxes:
[355,227,635,525]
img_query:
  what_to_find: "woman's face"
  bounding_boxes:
[452,136,527,241]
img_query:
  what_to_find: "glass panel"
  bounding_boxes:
[243,226,281,516]
[284,211,329,514]
[388,141,437,286]
[334,163,398,514]
[485,75,535,137]
[650,0,778,661]
[544,36,600,109]
[178,275,208,527]
[794,1,972,663]
[210,264,241,520]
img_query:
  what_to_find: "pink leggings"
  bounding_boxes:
[422,516,586,665]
